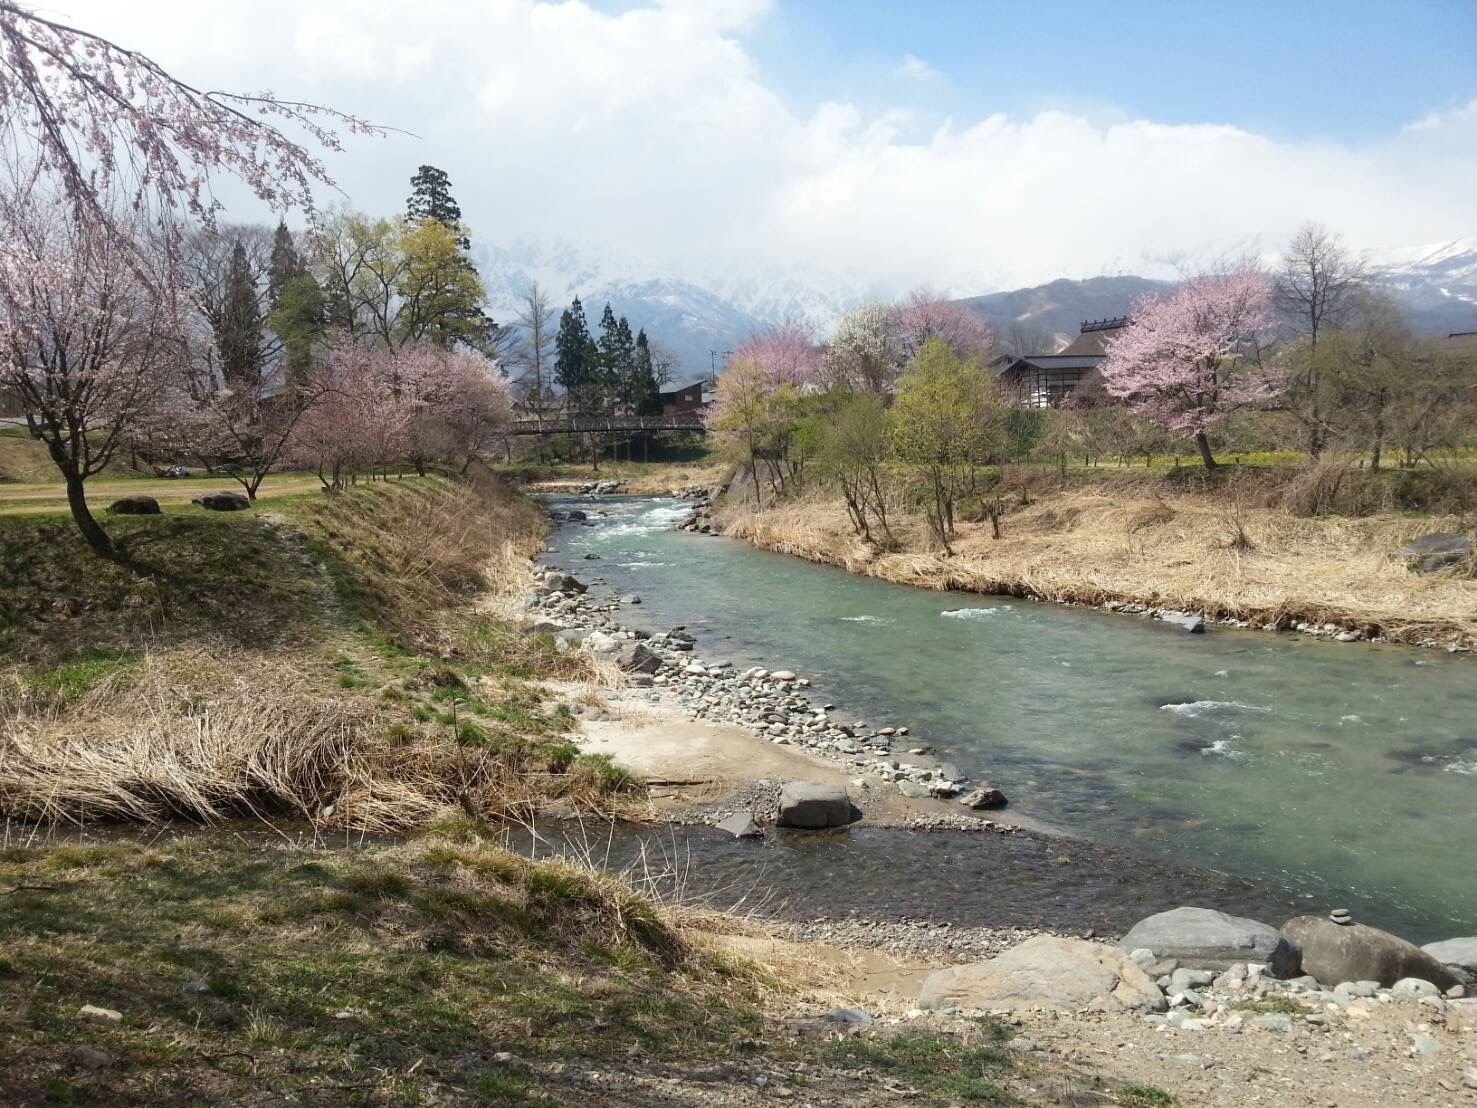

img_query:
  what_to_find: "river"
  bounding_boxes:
[541,494,1477,943]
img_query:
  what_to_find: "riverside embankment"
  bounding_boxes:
[717,487,1477,653]
[536,492,1477,945]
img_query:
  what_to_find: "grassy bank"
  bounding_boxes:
[0,471,636,829]
[719,469,1477,651]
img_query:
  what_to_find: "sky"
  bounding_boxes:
[47,0,1477,295]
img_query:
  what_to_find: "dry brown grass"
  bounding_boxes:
[0,473,646,829]
[0,646,638,829]
[721,487,1477,649]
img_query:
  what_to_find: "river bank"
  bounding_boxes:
[522,494,1477,1106]
[715,487,1477,653]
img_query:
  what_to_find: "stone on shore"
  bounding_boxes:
[107,494,161,515]
[958,785,1008,810]
[918,936,1166,1014]
[1157,610,1206,633]
[1281,916,1466,991]
[1119,906,1301,978]
[192,490,250,511]
[1391,532,1472,573]
[776,781,857,829]
[714,811,762,838]
[615,642,661,674]
[1422,937,1477,973]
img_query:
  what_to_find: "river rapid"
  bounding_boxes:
[541,494,1477,944]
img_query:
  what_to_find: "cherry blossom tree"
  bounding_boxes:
[0,2,380,245]
[733,320,821,387]
[287,344,401,490]
[890,291,995,366]
[0,185,182,554]
[1099,267,1283,469]
[821,303,897,393]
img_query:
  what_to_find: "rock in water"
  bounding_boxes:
[958,786,1008,810]
[1281,916,1466,991]
[192,490,250,511]
[107,494,161,515]
[1391,532,1472,573]
[566,510,587,521]
[918,936,1166,1014]
[1422,937,1477,974]
[1119,906,1301,978]
[615,642,661,675]
[776,782,857,829]
[715,811,762,838]
[1157,610,1207,633]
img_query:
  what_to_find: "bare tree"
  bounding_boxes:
[1000,320,1060,359]
[512,279,556,404]
[1276,223,1366,455]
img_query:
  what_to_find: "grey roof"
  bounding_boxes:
[1003,355,1104,372]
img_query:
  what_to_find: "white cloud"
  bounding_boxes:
[48,0,1477,296]
[895,53,937,81]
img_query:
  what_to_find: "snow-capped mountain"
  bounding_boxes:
[470,234,1477,383]
[473,238,773,379]
[1367,236,1477,335]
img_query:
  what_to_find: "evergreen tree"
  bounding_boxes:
[595,304,637,410]
[555,298,596,411]
[219,239,264,391]
[633,329,663,416]
[267,219,303,310]
[267,273,325,389]
[406,164,469,250]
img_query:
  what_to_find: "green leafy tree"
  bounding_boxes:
[395,217,494,351]
[267,272,325,388]
[891,338,1006,553]
[815,391,895,545]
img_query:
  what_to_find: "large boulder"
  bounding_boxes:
[1282,916,1465,991]
[106,494,160,515]
[919,936,1166,1014]
[1391,532,1472,573]
[1422,937,1477,974]
[1119,906,1300,978]
[615,642,661,675]
[192,490,250,511]
[776,781,857,830]
[540,571,587,595]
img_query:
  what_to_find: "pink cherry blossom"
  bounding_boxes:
[1099,266,1284,465]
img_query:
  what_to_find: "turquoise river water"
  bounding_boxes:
[541,495,1477,943]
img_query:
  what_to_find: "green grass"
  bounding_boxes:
[0,835,764,1106]
[1230,996,1308,1016]
[825,1026,1018,1104]
[1119,1085,1176,1107]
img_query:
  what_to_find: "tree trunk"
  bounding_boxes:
[1194,432,1218,470]
[65,473,113,556]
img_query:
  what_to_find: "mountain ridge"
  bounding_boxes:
[473,237,1477,375]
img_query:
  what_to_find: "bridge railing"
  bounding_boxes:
[507,413,707,435]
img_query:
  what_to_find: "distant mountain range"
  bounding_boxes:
[473,236,1477,380]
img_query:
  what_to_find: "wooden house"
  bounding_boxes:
[998,317,1130,408]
